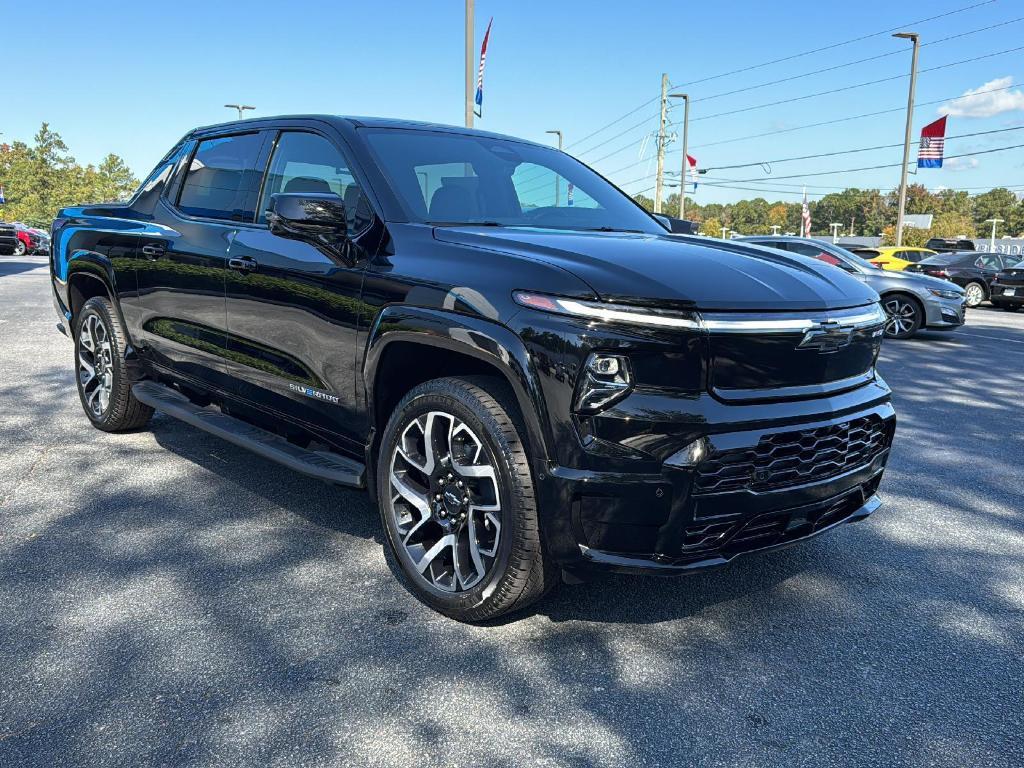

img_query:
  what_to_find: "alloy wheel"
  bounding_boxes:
[78,313,114,418]
[13,240,26,257]
[388,410,502,593]
[883,296,918,338]
[964,282,985,308]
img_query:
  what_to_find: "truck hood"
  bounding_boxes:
[433,227,878,311]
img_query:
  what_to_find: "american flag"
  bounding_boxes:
[801,188,811,237]
[473,18,493,118]
[918,116,947,168]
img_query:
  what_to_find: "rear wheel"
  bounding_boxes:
[963,281,986,308]
[882,294,923,339]
[74,296,153,432]
[13,239,26,257]
[377,376,555,622]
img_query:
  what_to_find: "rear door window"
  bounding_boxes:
[177,133,265,222]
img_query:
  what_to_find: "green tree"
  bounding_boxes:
[972,188,1019,233]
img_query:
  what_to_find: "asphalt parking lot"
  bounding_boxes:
[1,253,1022,767]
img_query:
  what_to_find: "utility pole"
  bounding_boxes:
[669,92,690,219]
[546,130,563,206]
[465,0,475,128]
[654,73,669,214]
[830,223,842,243]
[986,218,1004,252]
[224,104,254,120]
[893,32,920,248]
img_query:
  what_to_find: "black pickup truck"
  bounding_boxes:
[50,115,895,621]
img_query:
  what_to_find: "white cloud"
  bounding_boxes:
[943,157,980,172]
[939,77,1024,118]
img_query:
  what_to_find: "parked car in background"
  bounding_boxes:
[904,251,1015,307]
[49,115,896,621]
[851,246,936,271]
[740,236,966,339]
[989,259,1024,311]
[12,222,50,255]
[925,237,975,253]
[0,223,18,256]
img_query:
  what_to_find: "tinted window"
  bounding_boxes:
[974,254,1003,270]
[258,132,370,233]
[362,128,661,233]
[178,133,264,221]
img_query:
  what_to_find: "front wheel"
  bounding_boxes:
[13,239,26,257]
[377,376,555,622]
[963,281,986,308]
[882,294,923,339]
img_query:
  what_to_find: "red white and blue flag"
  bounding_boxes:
[918,116,947,168]
[473,18,493,118]
[686,154,698,191]
[801,187,811,237]
[0,185,5,205]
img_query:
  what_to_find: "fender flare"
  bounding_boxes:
[363,305,556,468]
[64,256,134,346]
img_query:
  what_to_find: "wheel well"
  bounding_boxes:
[963,279,988,297]
[372,341,513,434]
[881,291,924,315]
[68,272,112,320]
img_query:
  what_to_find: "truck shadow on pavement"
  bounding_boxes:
[1,323,1022,766]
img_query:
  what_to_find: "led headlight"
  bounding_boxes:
[929,288,963,300]
[513,291,700,329]
[665,437,710,468]
[575,353,632,413]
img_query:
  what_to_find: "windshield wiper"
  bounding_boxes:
[575,226,646,233]
[429,221,506,227]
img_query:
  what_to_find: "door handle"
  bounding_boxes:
[141,244,165,260]
[228,257,258,272]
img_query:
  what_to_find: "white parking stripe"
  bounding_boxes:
[956,331,1024,346]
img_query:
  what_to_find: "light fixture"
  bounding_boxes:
[665,437,709,468]
[575,353,632,413]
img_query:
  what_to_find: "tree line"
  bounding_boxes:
[636,185,1024,246]
[0,124,139,229]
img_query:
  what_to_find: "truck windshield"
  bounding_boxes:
[361,128,664,233]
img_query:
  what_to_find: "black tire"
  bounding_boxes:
[74,296,153,432]
[13,239,26,257]
[963,281,987,308]
[376,375,556,622]
[881,293,923,339]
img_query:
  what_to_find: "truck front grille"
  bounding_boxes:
[694,415,893,494]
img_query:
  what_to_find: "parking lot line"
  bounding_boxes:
[956,331,1024,346]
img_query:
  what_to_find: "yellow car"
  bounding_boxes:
[850,246,937,271]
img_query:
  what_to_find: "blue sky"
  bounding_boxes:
[4,0,1023,204]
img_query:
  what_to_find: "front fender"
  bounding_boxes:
[363,305,556,470]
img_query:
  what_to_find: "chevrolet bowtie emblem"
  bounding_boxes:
[797,321,855,353]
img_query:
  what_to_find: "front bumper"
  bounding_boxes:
[923,294,967,329]
[539,397,895,575]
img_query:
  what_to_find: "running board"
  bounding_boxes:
[132,381,365,488]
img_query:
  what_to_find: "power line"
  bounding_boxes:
[564,95,662,151]
[702,126,1024,172]
[696,16,1024,104]
[672,0,997,89]
[689,83,1019,151]
[704,142,1024,184]
[691,45,1024,123]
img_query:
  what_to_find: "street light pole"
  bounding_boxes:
[654,73,669,214]
[830,223,842,243]
[465,0,475,129]
[224,104,254,120]
[893,32,920,248]
[546,130,563,206]
[986,218,1004,252]
[669,92,690,219]
[721,225,729,240]
[771,225,781,235]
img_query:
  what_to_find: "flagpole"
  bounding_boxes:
[893,32,920,248]
[465,0,474,128]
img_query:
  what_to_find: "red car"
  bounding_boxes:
[11,222,50,255]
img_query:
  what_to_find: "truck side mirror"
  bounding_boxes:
[267,192,348,241]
